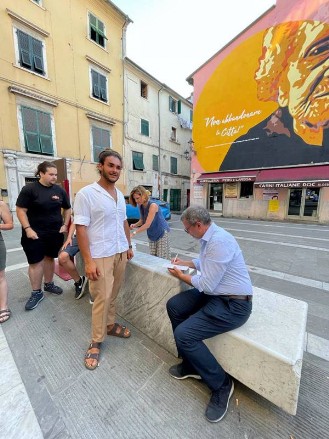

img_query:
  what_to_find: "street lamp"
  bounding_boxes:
[184,139,196,161]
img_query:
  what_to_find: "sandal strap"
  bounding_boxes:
[85,352,100,360]
[85,342,101,359]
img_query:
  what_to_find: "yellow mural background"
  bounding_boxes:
[194,30,277,172]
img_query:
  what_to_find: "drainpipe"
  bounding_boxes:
[157,85,164,198]
[121,17,130,191]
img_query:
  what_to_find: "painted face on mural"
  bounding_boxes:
[255,21,329,146]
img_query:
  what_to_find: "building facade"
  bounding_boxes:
[0,0,131,215]
[187,0,329,223]
[124,58,192,211]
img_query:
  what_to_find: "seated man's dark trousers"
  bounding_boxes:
[166,288,252,391]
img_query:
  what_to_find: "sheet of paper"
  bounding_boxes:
[164,263,190,271]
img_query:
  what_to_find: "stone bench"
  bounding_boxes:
[116,252,308,416]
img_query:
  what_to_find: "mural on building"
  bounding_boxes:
[194,20,329,172]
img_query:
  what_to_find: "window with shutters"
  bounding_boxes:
[132,151,144,171]
[89,13,107,48]
[152,154,159,171]
[169,96,177,113]
[21,106,53,155]
[90,68,108,102]
[16,29,45,75]
[140,119,150,136]
[169,96,182,114]
[170,156,177,174]
[92,126,111,162]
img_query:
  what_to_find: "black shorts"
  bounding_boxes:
[21,231,64,264]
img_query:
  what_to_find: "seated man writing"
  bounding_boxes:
[167,206,252,423]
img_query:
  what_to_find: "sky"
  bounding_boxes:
[112,0,276,98]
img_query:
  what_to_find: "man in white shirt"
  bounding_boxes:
[74,150,133,370]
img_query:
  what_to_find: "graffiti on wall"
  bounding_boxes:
[194,20,329,172]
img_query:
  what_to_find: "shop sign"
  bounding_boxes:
[224,183,238,198]
[255,181,329,188]
[199,176,254,183]
[268,199,279,212]
[193,184,204,199]
[263,189,279,200]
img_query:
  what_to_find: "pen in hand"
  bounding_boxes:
[173,253,178,263]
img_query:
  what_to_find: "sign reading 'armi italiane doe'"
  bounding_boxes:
[255,181,329,189]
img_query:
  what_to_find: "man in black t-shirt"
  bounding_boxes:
[16,161,71,311]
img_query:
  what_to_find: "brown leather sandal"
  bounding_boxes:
[84,342,101,370]
[0,309,11,324]
[107,323,131,338]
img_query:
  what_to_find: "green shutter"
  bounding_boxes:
[152,154,159,171]
[177,100,181,114]
[32,38,44,74]
[132,152,144,170]
[32,38,44,73]
[40,135,53,154]
[92,126,111,161]
[17,30,32,69]
[89,14,97,28]
[89,13,107,47]
[21,106,53,155]
[141,119,149,136]
[170,157,177,174]
[38,111,53,154]
[99,74,107,102]
[92,70,107,102]
[25,132,40,152]
[22,107,40,153]
[170,189,181,210]
[18,30,44,74]
[101,128,111,148]
[97,20,106,38]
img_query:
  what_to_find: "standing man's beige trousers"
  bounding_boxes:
[89,252,127,342]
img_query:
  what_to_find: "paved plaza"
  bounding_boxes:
[1,221,329,438]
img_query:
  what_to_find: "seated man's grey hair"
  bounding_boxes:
[181,206,211,226]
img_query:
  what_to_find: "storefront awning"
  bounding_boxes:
[254,165,329,188]
[197,170,257,183]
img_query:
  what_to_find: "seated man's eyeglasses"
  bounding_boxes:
[184,224,193,234]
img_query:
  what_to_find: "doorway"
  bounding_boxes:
[170,189,181,211]
[209,184,223,213]
[288,188,319,218]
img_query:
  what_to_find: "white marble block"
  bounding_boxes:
[117,253,308,416]
[117,252,188,356]
[204,287,308,415]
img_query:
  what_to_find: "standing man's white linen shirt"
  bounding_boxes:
[74,182,128,258]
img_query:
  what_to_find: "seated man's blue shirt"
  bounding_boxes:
[191,223,252,295]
